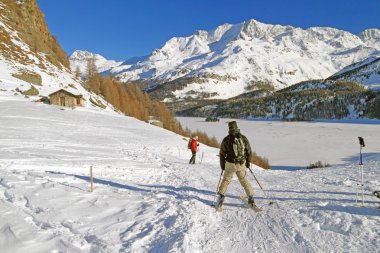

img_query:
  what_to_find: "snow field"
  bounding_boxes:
[177,117,380,168]
[0,97,379,252]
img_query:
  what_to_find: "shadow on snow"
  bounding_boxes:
[45,170,252,208]
[46,171,379,215]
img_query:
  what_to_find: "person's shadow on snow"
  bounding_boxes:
[46,171,251,208]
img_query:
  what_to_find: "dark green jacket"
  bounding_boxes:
[219,133,252,170]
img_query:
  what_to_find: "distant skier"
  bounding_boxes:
[188,136,199,164]
[216,121,258,210]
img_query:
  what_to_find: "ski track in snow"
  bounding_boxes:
[0,98,379,253]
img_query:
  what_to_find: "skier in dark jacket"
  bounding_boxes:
[216,121,258,210]
[189,136,199,164]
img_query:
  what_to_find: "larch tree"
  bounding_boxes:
[74,65,81,80]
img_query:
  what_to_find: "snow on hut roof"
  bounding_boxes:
[48,88,82,97]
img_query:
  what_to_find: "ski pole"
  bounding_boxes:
[248,165,276,206]
[356,166,360,204]
[200,152,204,164]
[357,137,365,206]
[249,166,265,192]
[361,164,364,206]
[212,170,224,207]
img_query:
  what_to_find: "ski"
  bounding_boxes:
[239,195,263,212]
[211,197,263,212]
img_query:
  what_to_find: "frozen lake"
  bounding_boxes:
[177,117,380,168]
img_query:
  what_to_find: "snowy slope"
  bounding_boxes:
[0,2,112,110]
[0,54,93,105]
[0,50,111,110]
[1,97,379,253]
[329,57,380,90]
[69,50,123,77]
[106,19,380,100]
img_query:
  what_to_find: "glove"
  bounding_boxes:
[220,157,225,171]
[245,161,250,169]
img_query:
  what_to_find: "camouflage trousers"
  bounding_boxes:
[218,161,254,196]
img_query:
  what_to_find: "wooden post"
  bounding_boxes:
[90,166,94,192]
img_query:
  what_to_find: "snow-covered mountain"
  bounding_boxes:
[69,50,123,77]
[329,56,380,90]
[0,0,111,110]
[106,19,380,100]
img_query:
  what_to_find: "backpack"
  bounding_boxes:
[232,136,246,163]
[188,139,193,149]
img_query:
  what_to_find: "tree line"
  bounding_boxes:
[84,57,271,169]
[84,57,220,150]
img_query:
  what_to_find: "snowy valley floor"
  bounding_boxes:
[0,97,379,253]
[177,117,380,168]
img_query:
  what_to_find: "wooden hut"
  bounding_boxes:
[49,89,83,107]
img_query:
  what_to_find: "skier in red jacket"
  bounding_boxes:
[189,136,199,164]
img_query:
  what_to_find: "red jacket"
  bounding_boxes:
[191,139,198,152]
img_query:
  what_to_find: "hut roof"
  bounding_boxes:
[48,89,82,98]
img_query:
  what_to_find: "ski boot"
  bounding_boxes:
[248,196,262,212]
[215,193,225,212]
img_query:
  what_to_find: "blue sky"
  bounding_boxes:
[38,0,380,61]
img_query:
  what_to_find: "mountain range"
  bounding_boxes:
[1,0,379,120]
[69,50,123,78]
[70,19,380,101]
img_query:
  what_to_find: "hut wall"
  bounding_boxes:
[50,91,78,107]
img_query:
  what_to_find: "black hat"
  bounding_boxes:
[228,121,240,134]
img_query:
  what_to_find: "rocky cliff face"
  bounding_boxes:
[0,0,69,70]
